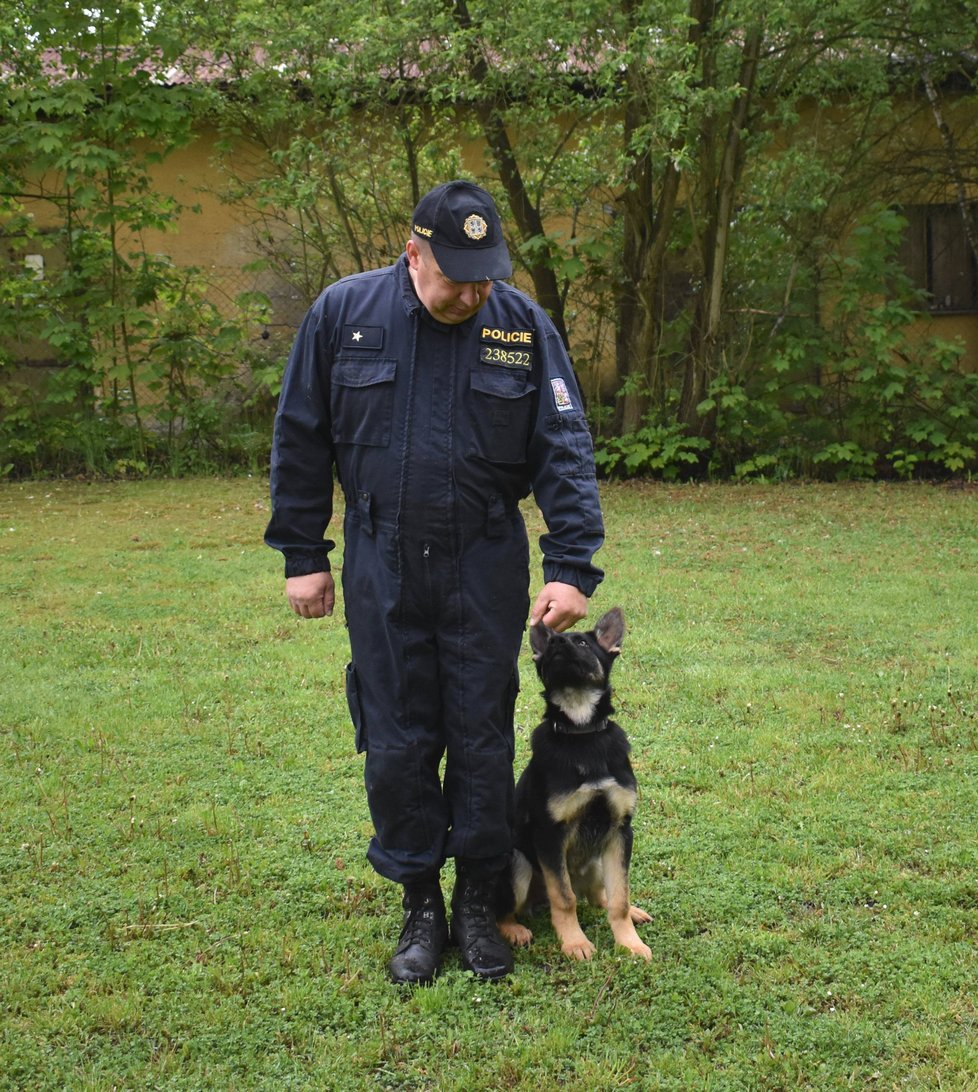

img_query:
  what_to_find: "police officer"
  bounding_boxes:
[265,180,604,984]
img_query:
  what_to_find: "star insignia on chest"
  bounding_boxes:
[351,330,363,342]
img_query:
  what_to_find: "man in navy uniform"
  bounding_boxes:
[266,180,604,984]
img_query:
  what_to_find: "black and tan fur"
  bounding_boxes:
[497,608,652,961]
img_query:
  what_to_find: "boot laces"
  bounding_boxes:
[458,883,493,927]
[402,899,441,947]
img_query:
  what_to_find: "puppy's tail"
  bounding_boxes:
[493,848,534,917]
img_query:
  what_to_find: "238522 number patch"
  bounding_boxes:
[480,345,531,369]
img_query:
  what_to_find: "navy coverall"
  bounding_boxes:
[266,256,604,885]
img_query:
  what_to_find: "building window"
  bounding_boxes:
[899,203,978,314]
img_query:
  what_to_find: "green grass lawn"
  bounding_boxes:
[1,479,976,1090]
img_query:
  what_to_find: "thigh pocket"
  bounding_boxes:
[345,661,368,753]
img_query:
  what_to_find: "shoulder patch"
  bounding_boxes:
[550,377,575,412]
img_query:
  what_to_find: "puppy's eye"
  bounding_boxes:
[576,638,588,647]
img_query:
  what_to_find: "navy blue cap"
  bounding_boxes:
[411,180,513,282]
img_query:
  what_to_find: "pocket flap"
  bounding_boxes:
[333,358,397,388]
[470,368,533,399]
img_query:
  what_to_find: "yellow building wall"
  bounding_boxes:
[793,89,978,371]
[7,92,978,378]
[906,313,977,368]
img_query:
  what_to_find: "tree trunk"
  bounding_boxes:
[679,24,763,434]
[613,0,713,435]
[615,154,682,434]
[922,65,978,268]
[450,0,571,351]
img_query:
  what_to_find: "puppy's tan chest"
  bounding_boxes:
[547,778,636,826]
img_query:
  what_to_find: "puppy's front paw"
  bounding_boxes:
[562,934,596,961]
[498,919,533,948]
[629,904,653,925]
[621,938,652,960]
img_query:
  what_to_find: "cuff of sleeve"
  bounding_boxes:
[542,562,603,599]
[283,542,335,579]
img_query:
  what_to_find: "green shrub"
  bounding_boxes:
[593,420,711,480]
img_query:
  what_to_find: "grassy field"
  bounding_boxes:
[1,478,977,1090]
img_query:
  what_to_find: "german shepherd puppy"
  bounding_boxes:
[497,607,652,961]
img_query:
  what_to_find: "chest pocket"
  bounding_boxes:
[469,368,536,465]
[331,357,397,447]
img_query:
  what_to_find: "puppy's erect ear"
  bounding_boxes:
[594,607,625,654]
[529,622,553,660]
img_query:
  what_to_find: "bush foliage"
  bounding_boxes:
[2,2,976,480]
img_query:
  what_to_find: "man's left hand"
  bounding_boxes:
[530,582,588,632]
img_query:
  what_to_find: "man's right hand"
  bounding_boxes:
[286,572,335,618]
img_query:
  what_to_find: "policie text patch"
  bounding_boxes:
[479,325,533,370]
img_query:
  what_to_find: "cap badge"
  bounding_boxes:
[463,214,488,241]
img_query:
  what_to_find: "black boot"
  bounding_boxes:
[450,863,514,981]
[388,882,448,985]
